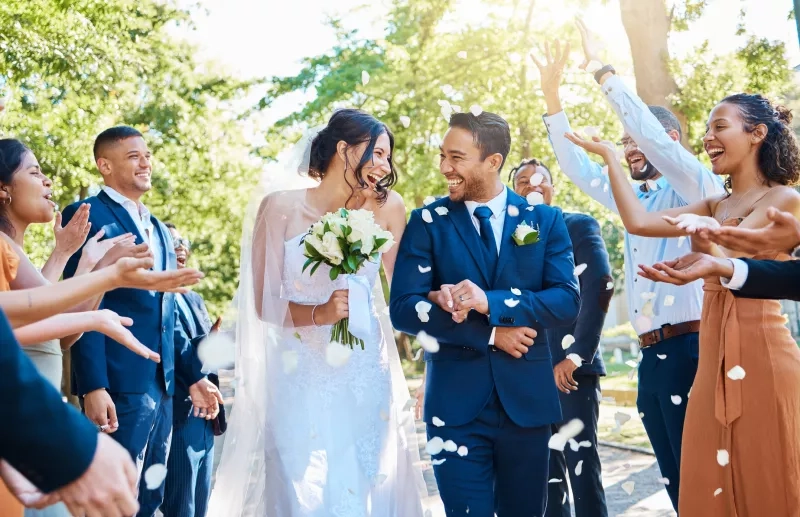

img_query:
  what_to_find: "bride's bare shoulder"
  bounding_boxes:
[258,189,308,214]
[376,190,406,217]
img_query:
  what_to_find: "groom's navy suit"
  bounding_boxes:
[390,187,580,516]
[62,190,203,517]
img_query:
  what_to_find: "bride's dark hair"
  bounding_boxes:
[307,109,397,205]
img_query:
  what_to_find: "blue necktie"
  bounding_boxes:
[474,206,498,273]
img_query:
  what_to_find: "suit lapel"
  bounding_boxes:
[447,200,491,285]
[151,218,170,271]
[493,189,531,285]
[98,190,145,243]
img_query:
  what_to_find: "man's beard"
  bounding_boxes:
[630,158,660,182]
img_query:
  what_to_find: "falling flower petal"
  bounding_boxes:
[400,115,411,128]
[435,206,449,216]
[575,460,584,476]
[717,449,729,466]
[529,172,544,187]
[548,434,567,452]
[625,360,639,369]
[402,398,417,411]
[549,478,563,483]
[418,265,431,274]
[418,312,430,323]
[423,196,436,206]
[646,179,658,191]
[432,416,445,427]
[144,464,168,490]
[615,411,632,427]
[603,183,609,193]
[639,412,645,418]
[574,263,588,276]
[526,192,544,206]
[197,332,236,372]
[601,165,609,175]
[374,473,388,485]
[413,348,423,361]
[714,488,723,497]
[457,445,469,457]
[664,295,675,307]
[416,301,432,313]
[510,287,521,296]
[583,127,599,138]
[470,105,483,116]
[657,354,667,360]
[457,50,468,59]
[671,395,682,405]
[426,437,444,455]
[634,315,652,334]
[421,209,433,223]
[526,206,534,211]
[504,298,520,308]
[579,440,591,448]
[642,300,654,318]
[622,481,635,495]
[641,292,656,301]
[567,354,583,367]
[607,281,614,290]
[431,458,447,466]
[727,365,746,381]
[507,205,519,217]
[417,331,440,353]
[282,351,299,374]
[658,477,670,485]
[326,341,353,368]
[562,493,567,504]
[569,438,580,452]
[590,178,601,188]
[562,334,575,350]
[361,71,370,85]
[443,440,458,452]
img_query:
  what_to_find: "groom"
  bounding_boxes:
[390,111,580,516]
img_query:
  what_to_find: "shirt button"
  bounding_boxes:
[634,248,638,253]
[491,346,498,352]
[162,326,167,333]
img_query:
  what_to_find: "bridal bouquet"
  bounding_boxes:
[301,208,394,349]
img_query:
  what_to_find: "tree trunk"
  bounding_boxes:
[619,0,689,148]
[517,0,536,158]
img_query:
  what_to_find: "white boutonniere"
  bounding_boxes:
[512,221,539,246]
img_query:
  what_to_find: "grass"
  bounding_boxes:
[600,348,639,390]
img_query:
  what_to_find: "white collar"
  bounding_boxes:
[102,186,150,218]
[465,186,508,218]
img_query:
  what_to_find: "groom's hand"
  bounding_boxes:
[494,327,537,358]
[451,280,489,315]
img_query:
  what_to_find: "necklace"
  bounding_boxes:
[719,185,763,222]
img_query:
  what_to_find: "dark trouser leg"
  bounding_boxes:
[545,432,571,517]
[493,416,551,517]
[136,381,173,517]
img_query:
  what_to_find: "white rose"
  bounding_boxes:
[349,219,376,255]
[347,209,375,225]
[319,231,344,265]
[375,230,395,254]
[513,223,538,245]
[310,221,325,237]
[303,233,324,257]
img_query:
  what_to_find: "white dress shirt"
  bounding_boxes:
[102,186,162,271]
[721,258,749,290]
[543,76,726,334]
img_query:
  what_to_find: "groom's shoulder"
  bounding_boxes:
[408,195,449,218]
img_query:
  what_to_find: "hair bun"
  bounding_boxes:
[776,105,793,125]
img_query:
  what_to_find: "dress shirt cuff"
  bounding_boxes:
[600,74,625,100]
[489,327,496,346]
[542,110,572,136]
[720,258,748,290]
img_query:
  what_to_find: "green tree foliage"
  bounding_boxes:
[0,0,260,315]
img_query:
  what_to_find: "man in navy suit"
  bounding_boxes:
[161,223,224,517]
[390,112,580,516]
[62,126,222,517]
[511,159,612,517]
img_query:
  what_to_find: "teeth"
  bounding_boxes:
[447,179,462,187]
[707,148,724,157]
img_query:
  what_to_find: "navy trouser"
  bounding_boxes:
[161,416,214,517]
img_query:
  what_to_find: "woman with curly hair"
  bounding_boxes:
[566,93,800,516]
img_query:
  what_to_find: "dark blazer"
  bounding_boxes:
[0,309,98,492]
[390,188,580,428]
[62,191,203,396]
[733,258,800,302]
[547,213,611,376]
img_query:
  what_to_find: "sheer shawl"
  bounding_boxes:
[206,128,427,516]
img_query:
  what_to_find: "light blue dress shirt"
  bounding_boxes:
[543,75,725,334]
[102,186,163,272]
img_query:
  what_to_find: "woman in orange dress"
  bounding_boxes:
[567,93,800,516]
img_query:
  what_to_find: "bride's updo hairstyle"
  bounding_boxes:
[307,108,397,205]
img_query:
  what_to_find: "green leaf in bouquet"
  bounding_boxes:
[323,221,331,234]
[302,257,315,273]
[337,236,349,253]
[304,240,323,259]
[343,225,352,237]
[309,260,324,277]
[339,208,348,218]
[342,259,353,274]
[351,240,362,254]
[347,254,358,272]
[370,252,379,262]
[524,231,540,245]
[329,267,341,281]
[374,237,388,251]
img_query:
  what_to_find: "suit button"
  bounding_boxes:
[162,326,167,333]
[491,346,497,352]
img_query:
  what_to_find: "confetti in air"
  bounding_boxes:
[622,481,635,495]
[144,464,168,490]
[435,206,449,216]
[671,395,682,405]
[457,51,468,59]
[325,341,353,368]
[399,116,411,128]
[416,331,440,353]
[561,334,575,350]
[423,196,436,206]
[574,264,588,276]
[470,105,483,117]
[504,298,520,308]
[421,209,433,223]
[510,288,521,296]
[418,265,431,273]
[361,71,370,85]
[432,416,445,427]
[717,449,729,467]
[727,365,746,381]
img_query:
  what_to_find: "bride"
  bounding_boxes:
[207,109,427,516]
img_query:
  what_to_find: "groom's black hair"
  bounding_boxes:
[448,111,511,172]
[93,126,144,160]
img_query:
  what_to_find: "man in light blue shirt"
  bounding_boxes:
[533,36,725,510]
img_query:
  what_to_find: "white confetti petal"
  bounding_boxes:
[562,493,567,504]
[526,206,534,211]
[197,332,236,372]
[402,398,417,411]
[507,205,519,217]
[510,287,521,296]
[417,311,430,323]
[658,477,670,485]
[326,341,353,368]
[361,70,370,85]
[415,300,432,313]
[727,365,746,381]
[426,437,444,455]
[714,488,723,497]
[560,419,585,439]
[548,434,567,452]
[622,481,635,495]
[418,265,431,273]
[606,281,614,290]
[504,298,520,308]
[574,263,588,276]
[400,115,411,128]
[567,354,583,367]
[526,192,544,206]
[144,464,168,490]
[421,209,433,223]
[443,440,458,452]
[281,351,299,374]
[664,295,675,307]
[413,348,423,361]
[548,478,563,483]
[641,291,656,301]
[603,183,609,192]
[470,104,483,116]
[583,127,599,138]
[435,206,449,216]
[639,412,645,418]
[579,440,591,448]
[590,178,601,188]
[671,395,682,405]
[417,331,440,353]
[642,300,654,318]
[423,196,436,205]
[634,315,652,334]
[457,445,469,457]
[568,438,580,452]
[561,334,575,350]
[614,411,632,427]
[529,172,544,187]
[457,50,468,59]
[432,416,445,427]
[625,360,639,369]
[717,449,729,467]
[646,179,658,191]
[601,165,609,175]
[657,354,667,360]
[431,458,447,466]
[575,460,584,476]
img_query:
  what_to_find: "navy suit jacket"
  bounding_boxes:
[62,191,203,396]
[0,309,98,492]
[733,258,800,302]
[547,213,611,377]
[390,188,580,428]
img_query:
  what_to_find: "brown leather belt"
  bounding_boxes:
[638,320,701,349]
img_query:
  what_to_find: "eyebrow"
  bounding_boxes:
[440,147,467,157]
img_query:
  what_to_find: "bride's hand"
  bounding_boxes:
[315,289,349,325]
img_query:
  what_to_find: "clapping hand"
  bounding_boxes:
[530,39,570,97]
[637,252,734,286]
[564,132,617,162]
[576,17,605,70]
[112,256,204,292]
[75,230,135,274]
[189,378,224,420]
[53,204,91,257]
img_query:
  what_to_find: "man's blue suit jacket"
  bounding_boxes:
[62,191,203,396]
[390,188,580,428]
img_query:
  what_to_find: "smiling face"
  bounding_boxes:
[513,164,554,205]
[96,136,152,201]
[439,127,503,203]
[703,101,763,177]
[346,131,392,200]
[620,132,657,181]
[4,150,56,225]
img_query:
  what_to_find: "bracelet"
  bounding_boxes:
[594,64,616,84]
[311,304,320,327]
